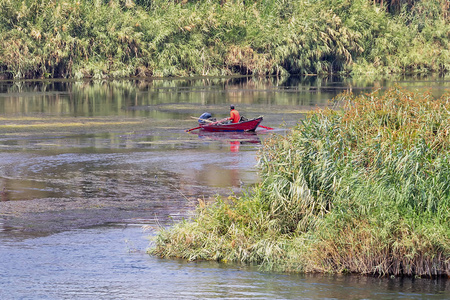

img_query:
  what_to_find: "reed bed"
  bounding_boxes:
[0,0,449,79]
[152,87,450,277]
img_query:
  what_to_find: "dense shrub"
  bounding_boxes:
[0,0,448,78]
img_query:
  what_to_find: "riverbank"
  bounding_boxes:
[0,0,449,79]
[151,87,450,277]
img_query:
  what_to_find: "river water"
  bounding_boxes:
[0,76,449,299]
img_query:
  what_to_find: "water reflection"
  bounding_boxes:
[0,77,449,298]
[0,225,448,299]
[1,75,448,116]
[0,76,449,234]
[197,131,261,148]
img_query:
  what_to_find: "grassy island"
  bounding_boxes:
[151,87,450,277]
[0,0,449,79]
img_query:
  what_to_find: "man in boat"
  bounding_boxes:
[228,105,240,123]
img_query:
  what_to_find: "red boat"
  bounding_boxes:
[202,117,263,132]
[187,117,263,132]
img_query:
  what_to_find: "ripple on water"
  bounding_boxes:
[1,225,448,299]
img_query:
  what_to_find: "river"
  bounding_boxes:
[0,76,449,299]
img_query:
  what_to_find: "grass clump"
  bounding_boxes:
[151,87,450,277]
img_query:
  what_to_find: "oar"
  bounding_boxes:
[259,125,274,130]
[185,126,202,132]
[190,116,214,123]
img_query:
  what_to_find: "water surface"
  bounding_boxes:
[0,76,449,299]
[1,224,448,299]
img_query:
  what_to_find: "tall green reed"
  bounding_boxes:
[1,0,448,79]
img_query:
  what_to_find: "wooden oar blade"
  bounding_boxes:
[185,126,202,132]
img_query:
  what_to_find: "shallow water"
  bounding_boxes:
[0,76,449,299]
[1,225,448,299]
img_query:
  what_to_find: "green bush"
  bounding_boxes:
[0,0,448,78]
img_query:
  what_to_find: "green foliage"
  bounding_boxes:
[351,0,450,74]
[0,0,449,78]
[152,88,450,277]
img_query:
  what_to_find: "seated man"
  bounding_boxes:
[228,105,240,123]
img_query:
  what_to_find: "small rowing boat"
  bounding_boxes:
[186,116,263,132]
[202,117,263,132]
